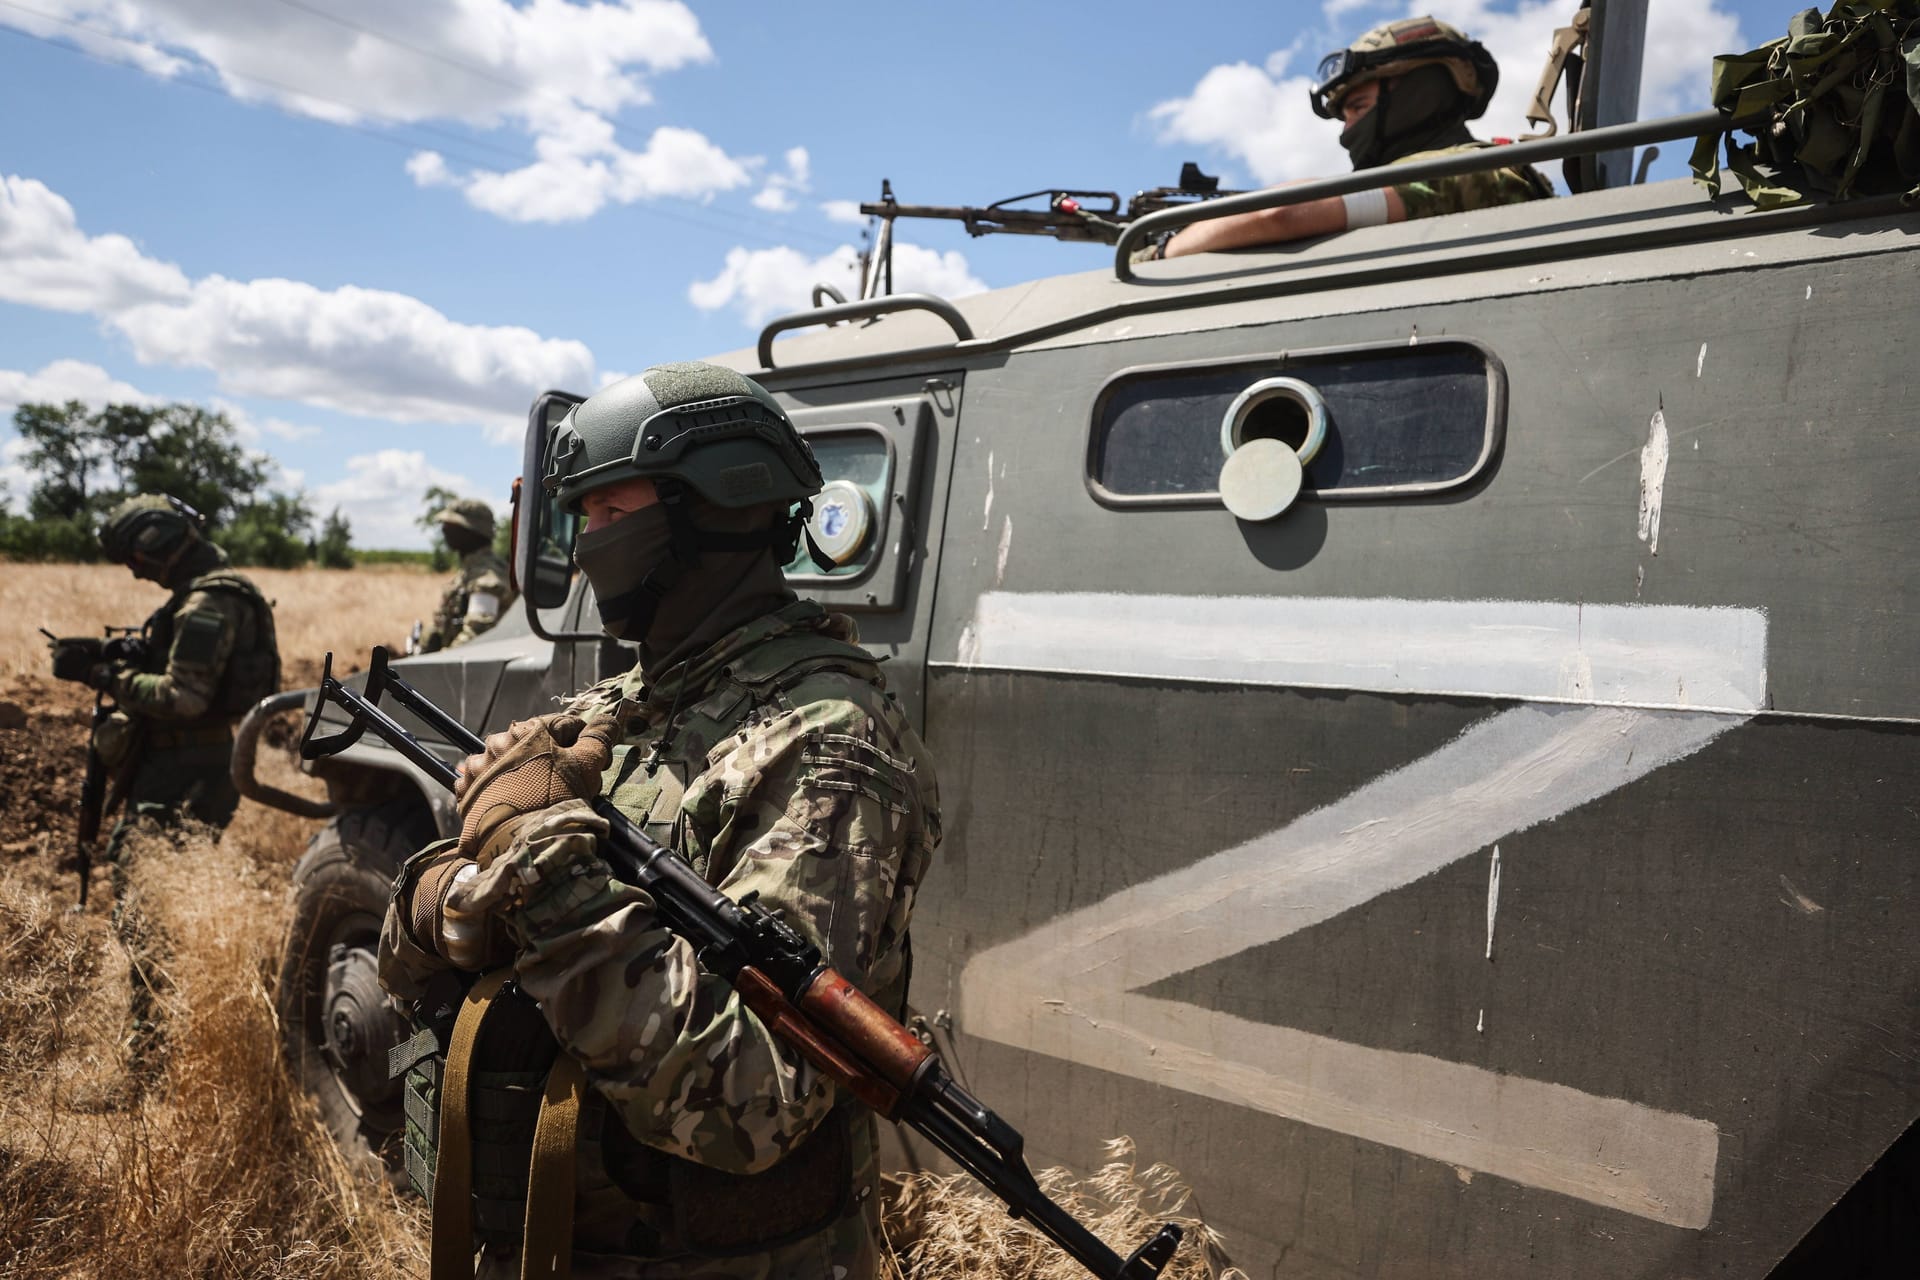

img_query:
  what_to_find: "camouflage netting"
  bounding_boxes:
[1692,0,1920,208]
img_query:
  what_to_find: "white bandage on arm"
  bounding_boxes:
[1341,187,1391,229]
[465,591,500,623]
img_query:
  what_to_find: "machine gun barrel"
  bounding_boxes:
[298,648,1183,1280]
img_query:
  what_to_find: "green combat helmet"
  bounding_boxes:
[99,494,207,581]
[432,497,497,543]
[1310,16,1498,120]
[544,361,826,640]
[545,362,822,513]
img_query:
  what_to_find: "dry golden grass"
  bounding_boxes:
[0,566,1246,1278]
[0,562,443,681]
[0,820,427,1277]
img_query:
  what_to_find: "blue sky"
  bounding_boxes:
[1,0,1774,547]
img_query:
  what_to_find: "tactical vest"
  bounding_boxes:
[392,627,901,1273]
[141,570,282,721]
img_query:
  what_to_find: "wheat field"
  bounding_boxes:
[0,562,443,681]
[0,564,1241,1279]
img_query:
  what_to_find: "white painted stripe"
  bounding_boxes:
[954,592,1767,713]
[959,703,1735,1227]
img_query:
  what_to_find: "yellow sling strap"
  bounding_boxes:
[519,1051,587,1280]
[432,968,511,1280]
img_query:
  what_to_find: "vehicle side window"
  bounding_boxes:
[1088,340,1504,505]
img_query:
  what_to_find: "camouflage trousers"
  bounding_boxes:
[104,740,240,1076]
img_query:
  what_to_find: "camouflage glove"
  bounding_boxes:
[453,712,618,864]
[443,800,638,941]
[403,844,513,971]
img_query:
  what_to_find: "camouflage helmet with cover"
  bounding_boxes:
[99,494,206,578]
[433,497,497,542]
[1310,16,1499,120]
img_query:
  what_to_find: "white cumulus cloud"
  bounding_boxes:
[751,147,811,214]
[0,176,192,313]
[2,1,773,225]
[820,199,867,226]
[1151,0,1745,186]
[313,448,487,550]
[688,243,988,329]
[0,359,159,413]
[3,171,597,439]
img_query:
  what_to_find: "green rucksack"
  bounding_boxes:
[1691,0,1920,208]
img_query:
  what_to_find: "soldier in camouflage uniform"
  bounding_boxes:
[379,363,939,1279]
[1141,16,1551,260]
[52,494,280,1078]
[423,498,515,652]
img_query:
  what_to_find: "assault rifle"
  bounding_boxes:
[300,648,1183,1280]
[859,164,1241,246]
[42,626,148,907]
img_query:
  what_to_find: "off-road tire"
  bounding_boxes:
[275,800,435,1173]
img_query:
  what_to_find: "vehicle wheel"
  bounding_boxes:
[276,800,434,1173]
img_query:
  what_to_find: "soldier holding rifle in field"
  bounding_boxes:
[422,498,515,652]
[379,364,940,1278]
[46,493,279,1085]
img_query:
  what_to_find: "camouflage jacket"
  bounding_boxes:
[380,600,939,1268]
[1391,141,1554,221]
[114,561,277,727]
[425,549,514,651]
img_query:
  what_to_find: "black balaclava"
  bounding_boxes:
[572,501,796,683]
[442,523,491,556]
[1339,64,1475,170]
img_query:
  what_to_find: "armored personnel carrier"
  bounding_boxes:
[251,8,1920,1275]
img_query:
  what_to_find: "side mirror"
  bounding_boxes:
[516,389,593,639]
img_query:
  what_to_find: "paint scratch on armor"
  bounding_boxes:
[1638,407,1670,555]
[1485,845,1501,961]
[983,451,995,530]
[994,516,1012,587]
[1476,1009,1485,1034]
[1695,344,1707,377]
[959,702,1736,1228]
[956,623,980,669]
[1778,874,1824,915]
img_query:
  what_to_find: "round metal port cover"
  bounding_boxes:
[808,479,874,565]
[1218,438,1305,522]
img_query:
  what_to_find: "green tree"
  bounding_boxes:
[0,399,305,564]
[417,484,460,572]
[316,507,355,569]
[220,493,313,568]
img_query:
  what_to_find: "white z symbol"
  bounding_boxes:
[953,593,1768,1230]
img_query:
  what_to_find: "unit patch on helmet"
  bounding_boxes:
[720,462,775,500]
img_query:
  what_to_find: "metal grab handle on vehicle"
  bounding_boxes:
[233,688,338,819]
[758,293,975,369]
